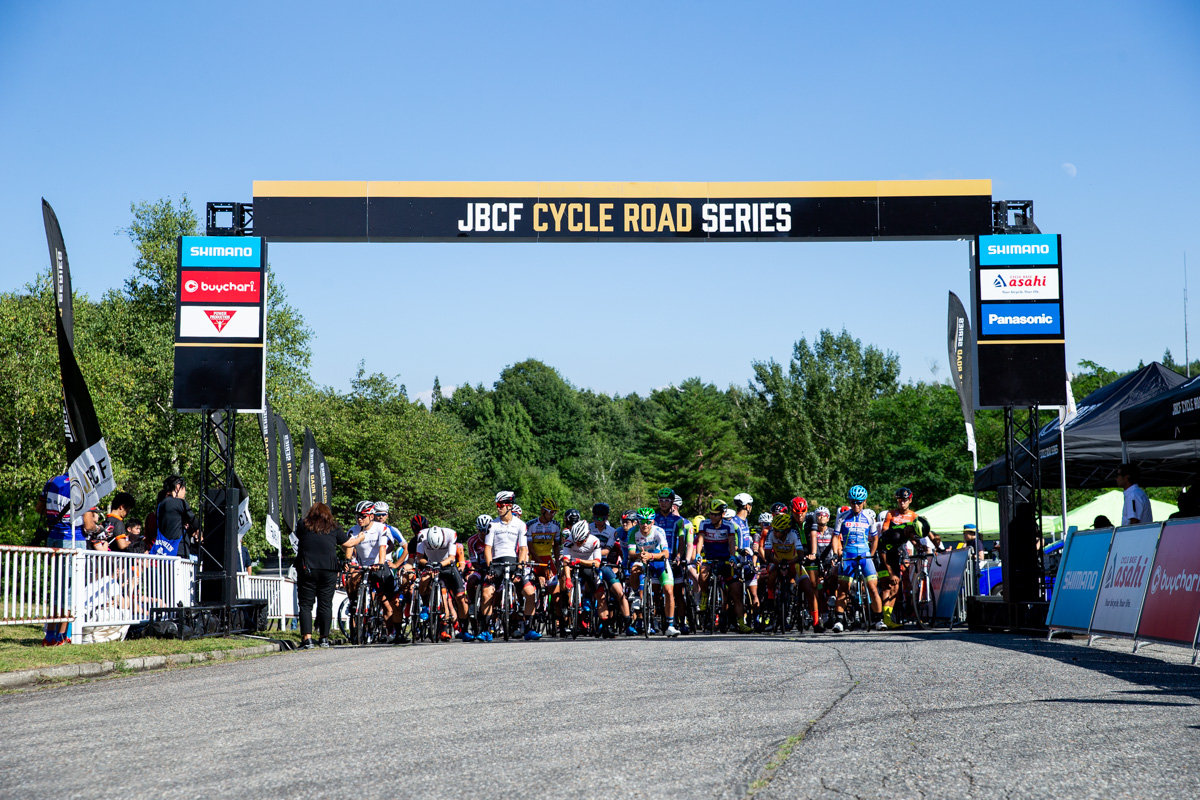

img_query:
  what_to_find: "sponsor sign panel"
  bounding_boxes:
[934,547,970,620]
[979,303,1062,336]
[178,305,262,338]
[1046,528,1114,632]
[1135,520,1200,645]
[979,268,1060,301]
[180,235,261,268]
[1090,523,1162,636]
[180,270,262,304]
[978,233,1059,265]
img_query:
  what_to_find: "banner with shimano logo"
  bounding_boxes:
[1135,520,1200,646]
[1046,527,1114,633]
[978,233,1058,265]
[1089,523,1162,637]
[181,235,261,267]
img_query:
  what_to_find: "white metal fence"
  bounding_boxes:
[0,545,195,633]
[236,573,349,630]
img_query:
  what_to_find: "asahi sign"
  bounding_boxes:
[173,236,267,413]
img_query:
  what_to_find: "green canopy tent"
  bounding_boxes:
[916,494,1000,536]
[1045,490,1176,533]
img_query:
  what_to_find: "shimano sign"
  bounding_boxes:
[980,267,1060,301]
[980,303,1062,335]
[180,235,261,268]
[978,233,1059,266]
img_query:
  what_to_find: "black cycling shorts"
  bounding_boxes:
[438,565,466,595]
[369,567,397,597]
[489,557,531,587]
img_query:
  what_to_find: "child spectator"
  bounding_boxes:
[124,517,146,553]
[96,492,136,551]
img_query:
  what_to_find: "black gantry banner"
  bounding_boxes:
[947,292,977,462]
[42,199,74,347]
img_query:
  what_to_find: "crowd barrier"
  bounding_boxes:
[0,545,195,641]
[1046,518,1200,664]
[237,572,349,631]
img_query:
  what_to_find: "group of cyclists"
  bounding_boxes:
[337,483,946,645]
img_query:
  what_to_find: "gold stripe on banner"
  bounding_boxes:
[253,179,993,200]
[978,339,1065,345]
[174,342,265,348]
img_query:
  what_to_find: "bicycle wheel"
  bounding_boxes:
[916,573,932,629]
[777,581,792,634]
[427,579,440,642]
[501,580,513,642]
[336,598,351,640]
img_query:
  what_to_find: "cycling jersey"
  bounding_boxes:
[350,521,390,565]
[810,524,834,554]
[629,525,672,584]
[383,525,407,560]
[562,534,602,563]
[835,511,877,558]
[698,519,737,561]
[765,529,802,561]
[465,533,487,568]
[416,528,459,565]
[526,518,560,559]
[654,511,690,557]
[42,475,75,540]
[730,515,752,552]
[589,522,619,551]
[880,510,918,545]
[484,518,527,560]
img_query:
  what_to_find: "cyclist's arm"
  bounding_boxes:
[518,544,529,564]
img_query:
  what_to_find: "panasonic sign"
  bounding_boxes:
[980,303,1061,335]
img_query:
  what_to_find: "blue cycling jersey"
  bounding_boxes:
[730,515,752,551]
[699,519,737,560]
[836,511,877,557]
[655,511,690,557]
[42,475,76,540]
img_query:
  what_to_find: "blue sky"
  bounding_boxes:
[2,2,1197,405]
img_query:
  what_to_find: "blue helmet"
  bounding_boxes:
[847,485,868,502]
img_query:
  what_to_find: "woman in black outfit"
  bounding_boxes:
[295,503,361,648]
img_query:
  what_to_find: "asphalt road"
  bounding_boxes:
[2,630,1198,799]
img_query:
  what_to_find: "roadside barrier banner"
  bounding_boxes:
[1090,523,1162,637]
[934,547,970,620]
[1135,520,1200,646]
[1047,528,1113,633]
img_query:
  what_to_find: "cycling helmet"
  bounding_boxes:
[757,512,774,525]
[673,494,684,508]
[410,513,429,533]
[564,508,582,526]
[709,498,728,515]
[475,514,493,532]
[592,502,610,519]
[354,500,376,516]
[770,502,787,515]
[847,485,868,502]
[838,505,851,514]
[621,509,639,523]
[424,526,445,550]
[512,504,523,518]
[570,520,590,542]
[815,506,830,517]
[540,497,559,513]
[790,497,808,516]
[373,501,389,515]
[772,513,793,531]
[894,487,913,501]
[636,507,655,523]
[733,492,753,509]
[656,487,675,500]
[495,490,515,505]
[722,508,735,520]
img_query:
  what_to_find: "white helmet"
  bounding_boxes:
[372,501,389,515]
[512,504,523,518]
[673,494,684,508]
[475,514,493,532]
[723,508,735,520]
[495,490,515,505]
[426,526,446,550]
[733,492,754,509]
[757,512,773,525]
[570,520,590,543]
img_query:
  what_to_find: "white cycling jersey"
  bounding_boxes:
[417,528,459,565]
[349,521,389,566]
[485,517,527,560]
[562,534,602,563]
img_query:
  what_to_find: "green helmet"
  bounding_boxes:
[636,507,655,523]
[656,487,675,500]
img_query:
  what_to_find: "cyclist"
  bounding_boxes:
[527,499,562,624]
[697,499,752,633]
[804,506,838,632]
[415,526,473,641]
[409,514,430,559]
[831,485,883,632]
[653,489,694,629]
[590,503,630,637]
[629,508,680,637]
[763,512,811,629]
[482,491,541,641]
[731,493,759,622]
[877,487,919,629]
[558,519,605,632]
[465,513,494,640]
[616,510,641,634]
[344,501,397,637]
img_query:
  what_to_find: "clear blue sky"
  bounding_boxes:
[2,2,1197,405]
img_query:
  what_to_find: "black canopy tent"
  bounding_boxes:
[1120,374,1200,442]
[974,362,1200,490]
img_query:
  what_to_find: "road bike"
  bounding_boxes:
[841,555,875,632]
[338,564,389,645]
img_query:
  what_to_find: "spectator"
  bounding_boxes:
[143,488,167,553]
[1093,515,1114,529]
[962,524,980,559]
[295,502,361,649]
[40,474,82,646]
[94,492,136,551]
[150,475,200,557]
[1169,487,1200,520]
[1116,463,1152,526]
[124,517,146,554]
[82,506,105,549]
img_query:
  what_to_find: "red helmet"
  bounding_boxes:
[790,497,808,516]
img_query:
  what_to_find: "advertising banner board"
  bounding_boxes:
[934,547,971,620]
[1135,519,1200,646]
[1046,528,1114,633]
[1090,523,1162,637]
